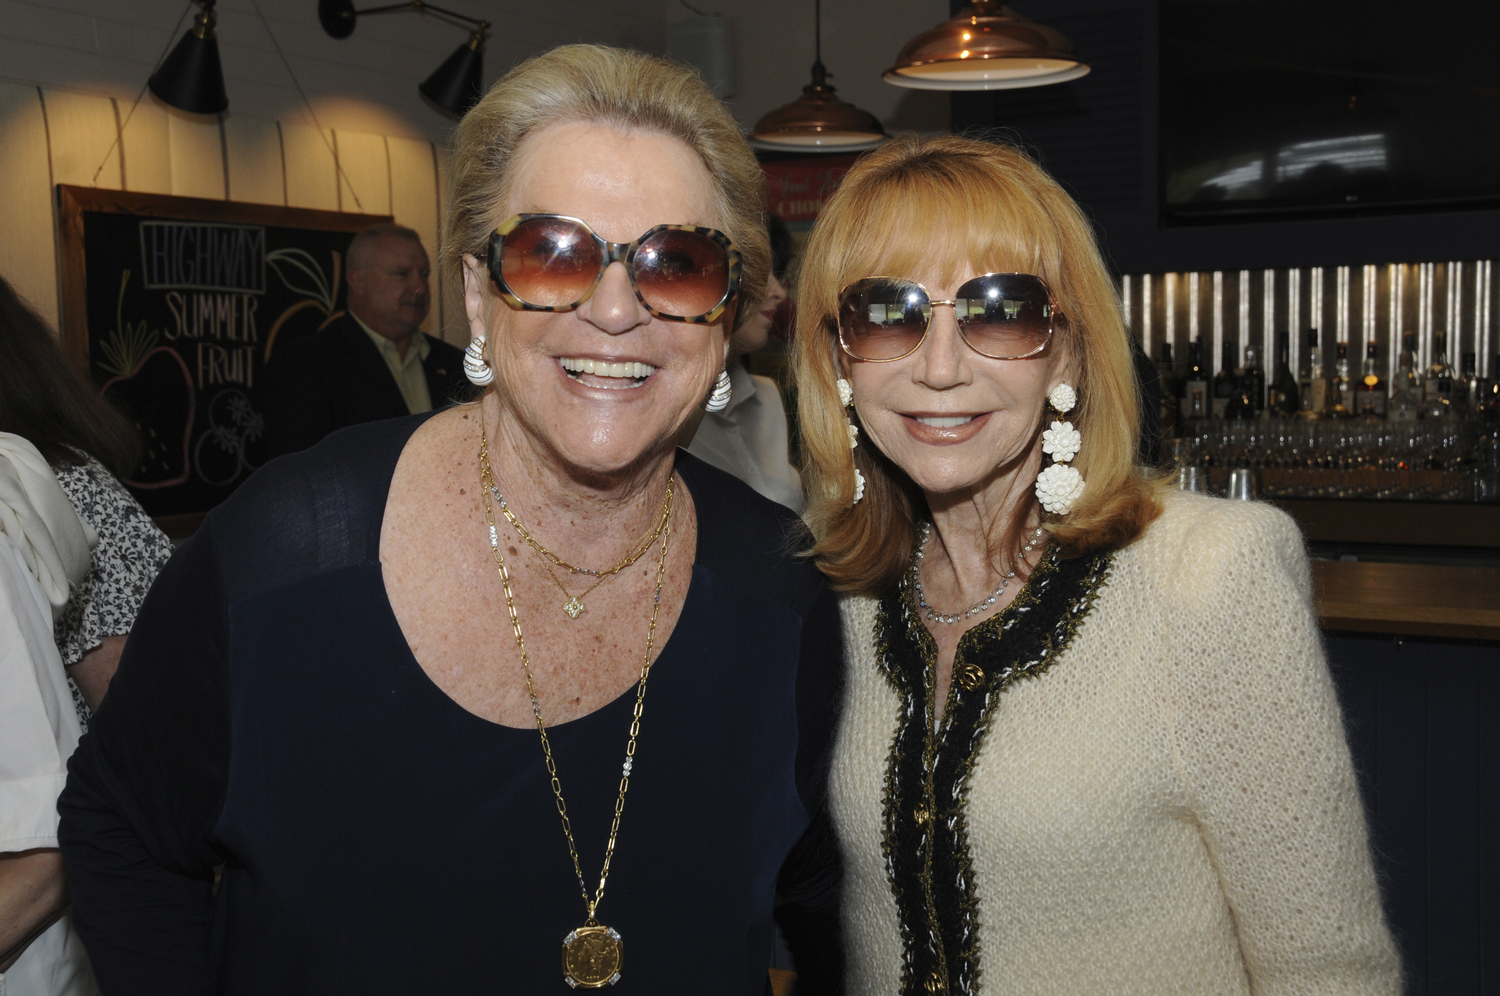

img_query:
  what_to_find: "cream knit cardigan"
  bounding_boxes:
[830,490,1401,996]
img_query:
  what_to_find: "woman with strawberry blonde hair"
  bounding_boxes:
[793,134,1400,995]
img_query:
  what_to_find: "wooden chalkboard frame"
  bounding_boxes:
[56,185,391,536]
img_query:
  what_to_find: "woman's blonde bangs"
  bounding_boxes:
[823,168,1064,298]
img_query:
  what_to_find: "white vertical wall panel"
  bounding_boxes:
[223,116,285,205]
[167,111,226,200]
[332,129,389,216]
[0,82,59,329]
[282,122,338,211]
[119,101,171,194]
[387,134,440,335]
[41,90,121,189]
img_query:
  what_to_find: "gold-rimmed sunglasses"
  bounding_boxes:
[485,213,742,324]
[836,273,1061,362]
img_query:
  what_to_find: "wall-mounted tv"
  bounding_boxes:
[1161,0,1500,223]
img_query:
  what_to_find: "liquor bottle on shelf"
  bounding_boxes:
[1453,352,1478,408]
[1181,337,1209,420]
[1331,341,1354,417]
[1224,373,1256,420]
[1156,342,1180,435]
[1268,331,1300,416]
[1420,341,1454,422]
[1296,329,1326,418]
[1388,333,1422,423]
[1213,341,1236,418]
[1241,342,1266,415]
[1425,331,1454,402]
[1355,341,1387,417]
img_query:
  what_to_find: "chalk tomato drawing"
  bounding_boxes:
[99,271,195,489]
[264,248,345,361]
[193,390,264,487]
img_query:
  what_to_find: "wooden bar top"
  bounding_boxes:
[1313,560,1500,640]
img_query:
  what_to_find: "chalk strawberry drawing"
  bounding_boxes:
[99,271,195,489]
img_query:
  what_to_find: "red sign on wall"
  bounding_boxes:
[761,155,861,223]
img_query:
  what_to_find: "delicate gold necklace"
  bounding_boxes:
[488,473,671,620]
[478,424,674,990]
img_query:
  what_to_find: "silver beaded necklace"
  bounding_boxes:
[913,521,1046,625]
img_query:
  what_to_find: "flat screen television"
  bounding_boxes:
[1160,0,1500,223]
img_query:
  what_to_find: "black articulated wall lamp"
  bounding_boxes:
[319,0,490,118]
[149,0,229,114]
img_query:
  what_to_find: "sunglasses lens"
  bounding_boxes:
[633,229,730,318]
[954,275,1053,358]
[838,279,931,360]
[499,218,602,307]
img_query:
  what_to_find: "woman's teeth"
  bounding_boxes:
[914,415,976,428]
[560,357,656,387]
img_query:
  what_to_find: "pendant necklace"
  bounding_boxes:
[488,474,671,620]
[479,425,674,989]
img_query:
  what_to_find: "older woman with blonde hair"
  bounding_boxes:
[793,134,1400,995]
[60,45,842,995]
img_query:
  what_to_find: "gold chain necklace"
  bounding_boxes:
[478,425,674,990]
[487,483,671,619]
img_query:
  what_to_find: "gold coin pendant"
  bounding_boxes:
[562,924,622,989]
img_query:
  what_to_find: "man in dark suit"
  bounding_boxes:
[262,223,469,457]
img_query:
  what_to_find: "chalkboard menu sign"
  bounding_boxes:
[58,186,390,532]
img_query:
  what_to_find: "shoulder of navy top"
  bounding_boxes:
[203,411,824,617]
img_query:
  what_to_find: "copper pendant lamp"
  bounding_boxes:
[748,0,886,153]
[885,0,1089,91]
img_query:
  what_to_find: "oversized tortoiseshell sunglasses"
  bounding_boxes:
[486,213,742,324]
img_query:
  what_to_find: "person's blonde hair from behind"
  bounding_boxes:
[793,134,1163,597]
[443,44,769,335]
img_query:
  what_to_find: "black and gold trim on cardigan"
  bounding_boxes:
[875,546,1112,996]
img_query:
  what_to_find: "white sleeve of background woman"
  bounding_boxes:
[1166,501,1401,996]
[0,532,82,854]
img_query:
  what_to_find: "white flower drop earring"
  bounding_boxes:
[1036,383,1085,514]
[837,377,866,504]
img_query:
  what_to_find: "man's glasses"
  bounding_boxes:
[836,273,1059,362]
[486,214,741,324]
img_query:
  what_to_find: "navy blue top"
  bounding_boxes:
[59,413,843,995]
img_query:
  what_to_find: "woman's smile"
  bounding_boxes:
[900,411,991,445]
[557,355,658,390]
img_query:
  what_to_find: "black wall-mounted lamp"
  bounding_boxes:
[318,0,490,118]
[149,0,229,114]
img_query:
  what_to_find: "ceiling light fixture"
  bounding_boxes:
[319,0,490,118]
[748,0,886,153]
[149,0,229,114]
[885,1,1089,91]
